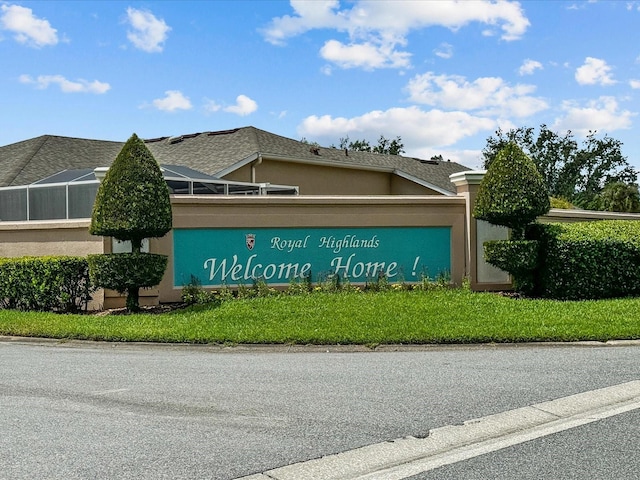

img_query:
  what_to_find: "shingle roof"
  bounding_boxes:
[0,135,122,187]
[0,126,469,193]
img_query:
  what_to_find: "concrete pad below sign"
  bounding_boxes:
[236,380,640,480]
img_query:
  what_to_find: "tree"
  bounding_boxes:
[573,132,637,208]
[299,137,320,147]
[474,142,550,239]
[344,138,371,152]
[550,197,574,209]
[373,135,405,155]
[482,125,637,209]
[88,133,173,311]
[337,135,405,155]
[594,182,640,212]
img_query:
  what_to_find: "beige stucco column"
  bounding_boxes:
[449,171,512,291]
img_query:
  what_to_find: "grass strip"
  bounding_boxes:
[1,289,639,345]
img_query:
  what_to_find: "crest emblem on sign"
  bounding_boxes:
[246,233,256,251]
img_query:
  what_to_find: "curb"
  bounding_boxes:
[1,335,639,352]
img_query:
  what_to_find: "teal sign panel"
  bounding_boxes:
[173,227,451,286]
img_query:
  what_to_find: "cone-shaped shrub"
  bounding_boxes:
[473,142,550,239]
[90,133,172,249]
[89,133,172,311]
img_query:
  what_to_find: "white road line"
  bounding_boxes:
[237,380,640,480]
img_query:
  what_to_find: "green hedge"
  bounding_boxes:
[0,256,93,312]
[528,220,640,300]
[87,253,168,293]
[484,240,539,294]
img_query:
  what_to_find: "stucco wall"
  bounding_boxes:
[158,195,467,303]
[0,220,102,257]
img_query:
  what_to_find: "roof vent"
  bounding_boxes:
[168,135,184,145]
[182,132,201,140]
[207,128,240,137]
[144,136,169,143]
[416,159,439,165]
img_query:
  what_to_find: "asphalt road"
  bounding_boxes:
[1,339,638,479]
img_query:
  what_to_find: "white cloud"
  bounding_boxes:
[553,96,635,134]
[519,59,543,76]
[575,57,616,86]
[630,79,640,89]
[19,74,110,94]
[0,4,58,47]
[261,0,346,46]
[204,99,222,113]
[223,95,258,116]
[450,149,485,170]
[203,95,258,115]
[297,106,495,149]
[262,1,529,70]
[320,39,411,70]
[406,72,548,118]
[265,110,288,120]
[264,0,529,43]
[434,42,453,59]
[627,1,640,11]
[151,90,192,112]
[125,7,170,53]
[430,148,486,169]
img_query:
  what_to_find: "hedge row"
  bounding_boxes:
[0,256,93,312]
[485,220,640,300]
[528,221,640,300]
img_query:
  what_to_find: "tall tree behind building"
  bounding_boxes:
[482,125,637,210]
[337,135,405,155]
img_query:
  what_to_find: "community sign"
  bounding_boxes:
[173,226,451,287]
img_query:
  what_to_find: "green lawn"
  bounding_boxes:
[1,289,639,345]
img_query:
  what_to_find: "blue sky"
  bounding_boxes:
[3,1,640,170]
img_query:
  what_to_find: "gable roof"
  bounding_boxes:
[0,126,469,193]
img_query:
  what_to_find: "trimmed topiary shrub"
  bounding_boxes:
[87,253,168,293]
[473,142,550,240]
[0,256,93,312]
[90,133,172,246]
[473,142,550,294]
[483,240,539,272]
[483,240,539,295]
[529,220,640,300]
[89,133,172,311]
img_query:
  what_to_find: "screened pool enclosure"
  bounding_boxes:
[0,165,298,221]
